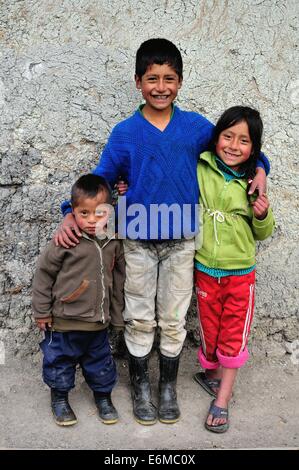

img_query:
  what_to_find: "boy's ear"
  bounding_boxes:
[178,77,183,89]
[135,74,142,90]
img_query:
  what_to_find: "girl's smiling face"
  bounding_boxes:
[215,120,253,172]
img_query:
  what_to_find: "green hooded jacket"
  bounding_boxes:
[195,151,275,269]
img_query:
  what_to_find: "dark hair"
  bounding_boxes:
[210,106,263,180]
[71,174,111,208]
[135,38,183,79]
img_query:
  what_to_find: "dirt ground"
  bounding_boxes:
[0,346,298,450]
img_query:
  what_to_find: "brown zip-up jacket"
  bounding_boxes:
[32,233,125,329]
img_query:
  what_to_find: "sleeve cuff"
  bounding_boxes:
[257,152,270,175]
[252,209,273,228]
[256,159,265,171]
[61,200,72,216]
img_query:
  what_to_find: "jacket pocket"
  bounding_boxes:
[61,279,90,303]
[61,279,97,318]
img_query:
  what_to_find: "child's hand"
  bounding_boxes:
[36,318,52,331]
[252,193,269,220]
[54,213,82,248]
[116,180,128,195]
[248,167,267,196]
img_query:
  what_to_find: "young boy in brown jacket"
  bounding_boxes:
[32,174,125,426]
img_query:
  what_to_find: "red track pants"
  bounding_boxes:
[195,269,255,369]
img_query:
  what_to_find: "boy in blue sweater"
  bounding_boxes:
[55,39,269,426]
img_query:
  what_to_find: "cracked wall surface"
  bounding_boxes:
[0,0,298,358]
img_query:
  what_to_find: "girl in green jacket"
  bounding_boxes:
[194,106,275,433]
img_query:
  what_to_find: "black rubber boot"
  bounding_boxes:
[94,392,118,424]
[128,353,157,425]
[158,354,180,424]
[51,389,77,426]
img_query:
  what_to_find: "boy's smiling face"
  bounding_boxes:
[135,63,182,114]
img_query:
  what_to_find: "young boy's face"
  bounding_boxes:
[72,191,110,237]
[135,63,182,114]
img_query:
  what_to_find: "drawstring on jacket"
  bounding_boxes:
[206,209,225,245]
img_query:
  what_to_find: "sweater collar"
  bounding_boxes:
[138,103,175,121]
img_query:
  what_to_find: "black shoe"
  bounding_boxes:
[51,389,77,426]
[94,392,118,424]
[158,354,180,424]
[128,353,157,425]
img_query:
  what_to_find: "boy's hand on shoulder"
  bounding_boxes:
[53,213,82,248]
[248,167,267,196]
[36,317,52,331]
[252,193,270,220]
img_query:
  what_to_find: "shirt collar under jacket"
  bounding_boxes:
[215,156,245,179]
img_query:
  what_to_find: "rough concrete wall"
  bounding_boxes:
[0,0,298,359]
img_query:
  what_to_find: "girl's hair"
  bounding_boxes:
[135,38,183,79]
[210,106,263,180]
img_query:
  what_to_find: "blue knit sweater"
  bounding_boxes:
[62,106,270,240]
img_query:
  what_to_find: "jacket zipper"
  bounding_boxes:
[93,235,116,323]
[94,242,106,323]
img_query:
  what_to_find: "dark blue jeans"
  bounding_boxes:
[40,330,117,393]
